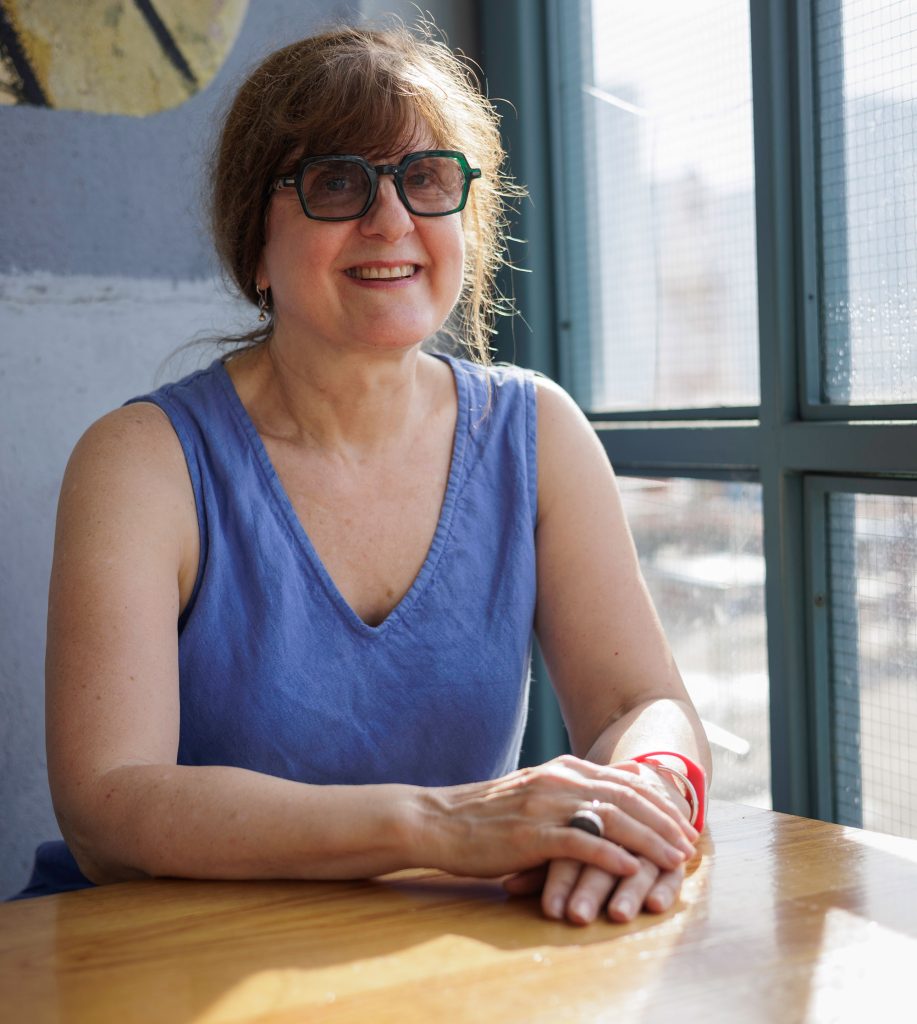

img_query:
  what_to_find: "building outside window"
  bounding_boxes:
[483,0,917,838]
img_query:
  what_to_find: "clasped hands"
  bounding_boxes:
[433,754,700,926]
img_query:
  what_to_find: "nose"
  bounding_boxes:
[359,175,414,240]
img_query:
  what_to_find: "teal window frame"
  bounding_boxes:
[479,0,917,819]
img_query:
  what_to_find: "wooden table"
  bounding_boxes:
[2,801,916,1023]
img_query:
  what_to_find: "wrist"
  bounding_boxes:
[630,751,707,831]
[404,784,453,870]
[646,765,691,802]
[646,763,692,817]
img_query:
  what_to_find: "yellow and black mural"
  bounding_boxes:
[0,0,247,115]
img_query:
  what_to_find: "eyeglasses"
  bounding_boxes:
[270,150,481,222]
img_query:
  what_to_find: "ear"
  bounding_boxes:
[255,256,268,293]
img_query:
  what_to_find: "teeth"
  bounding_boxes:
[348,264,416,280]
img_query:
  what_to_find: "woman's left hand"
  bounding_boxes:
[502,760,697,924]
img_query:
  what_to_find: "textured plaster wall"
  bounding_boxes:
[0,0,476,900]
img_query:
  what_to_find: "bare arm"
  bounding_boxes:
[45,405,423,882]
[533,377,709,773]
[46,403,687,888]
[506,378,711,922]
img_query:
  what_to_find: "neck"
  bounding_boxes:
[233,334,435,456]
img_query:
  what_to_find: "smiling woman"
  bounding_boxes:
[210,26,514,363]
[16,22,710,928]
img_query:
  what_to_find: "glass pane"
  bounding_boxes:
[559,1,759,411]
[828,492,917,838]
[618,478,771,806]
[816,0,917,404]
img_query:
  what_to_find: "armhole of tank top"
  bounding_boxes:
[524,371,538,532]
[124,394,207,634]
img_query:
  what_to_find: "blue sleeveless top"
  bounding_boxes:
[16,354,537,897]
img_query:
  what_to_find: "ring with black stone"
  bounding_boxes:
[567,806,604,839]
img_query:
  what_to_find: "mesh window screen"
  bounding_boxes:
[815,0,917,404]
[828,492,917,838]
[618,478,770,805]
[560,1,759,411]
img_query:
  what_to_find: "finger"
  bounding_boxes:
[549,826,642,879]
[644,862,686,915]
[616,784,697,852]
[502,865,548,895]
[607,856,661,923]
[584,803,691,871]
[541,858,584,920]
[571,760,699,841]
[613,760,697,835]
[610,775,698,844]
[558,772,697,850]
[564,865,619,926]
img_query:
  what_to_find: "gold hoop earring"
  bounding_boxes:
[256,286,269,322]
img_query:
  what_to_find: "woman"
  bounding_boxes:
[24,24,711,925]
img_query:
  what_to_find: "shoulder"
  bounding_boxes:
[66,402,188,491]
[54,402,200,610]
[59,403,197,563]
[534,374,606,452]
[534,373,588,427]
[533,376,614,523]
[65,360,223,493]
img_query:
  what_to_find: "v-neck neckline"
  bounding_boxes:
[216,353,469,637]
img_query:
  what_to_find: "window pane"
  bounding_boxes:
[618,478,771,805]
[816,0,917,404]
[828,492,917,837]
[560,1,759,411]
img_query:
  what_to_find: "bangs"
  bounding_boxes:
[277,55,455,161]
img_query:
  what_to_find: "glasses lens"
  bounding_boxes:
[401,156,466,214]
[300,160,370,218]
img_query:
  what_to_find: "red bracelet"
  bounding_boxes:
[632,751,707,832]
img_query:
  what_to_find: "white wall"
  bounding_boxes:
[0,275,243,898]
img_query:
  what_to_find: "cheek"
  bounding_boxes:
[442,223,466,296]
[260,207,344,288]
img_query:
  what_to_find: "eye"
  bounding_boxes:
[405,168,436,188]
[316,172,358,193]
[404,160,452,193]
[300,161,370,213]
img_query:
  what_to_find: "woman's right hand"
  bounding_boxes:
[419,754,698,881]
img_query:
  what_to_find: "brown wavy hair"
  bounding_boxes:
[210,23,521,363]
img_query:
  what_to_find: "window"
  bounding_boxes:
[482,0,917,837]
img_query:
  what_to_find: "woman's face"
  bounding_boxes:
[258,138,466,359]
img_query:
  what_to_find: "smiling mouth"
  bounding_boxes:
[345,264,418,280]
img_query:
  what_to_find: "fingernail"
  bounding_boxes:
[612,897,634,919]
[653,890,672,911]
[667,846,686,868]
[570,899,593,923]
[547,897,564,919]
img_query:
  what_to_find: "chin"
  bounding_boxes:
[361,323,442,352]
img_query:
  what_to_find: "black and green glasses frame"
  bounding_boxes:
[270,150,481,222]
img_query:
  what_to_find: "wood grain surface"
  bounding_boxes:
[2,801,916,1023]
